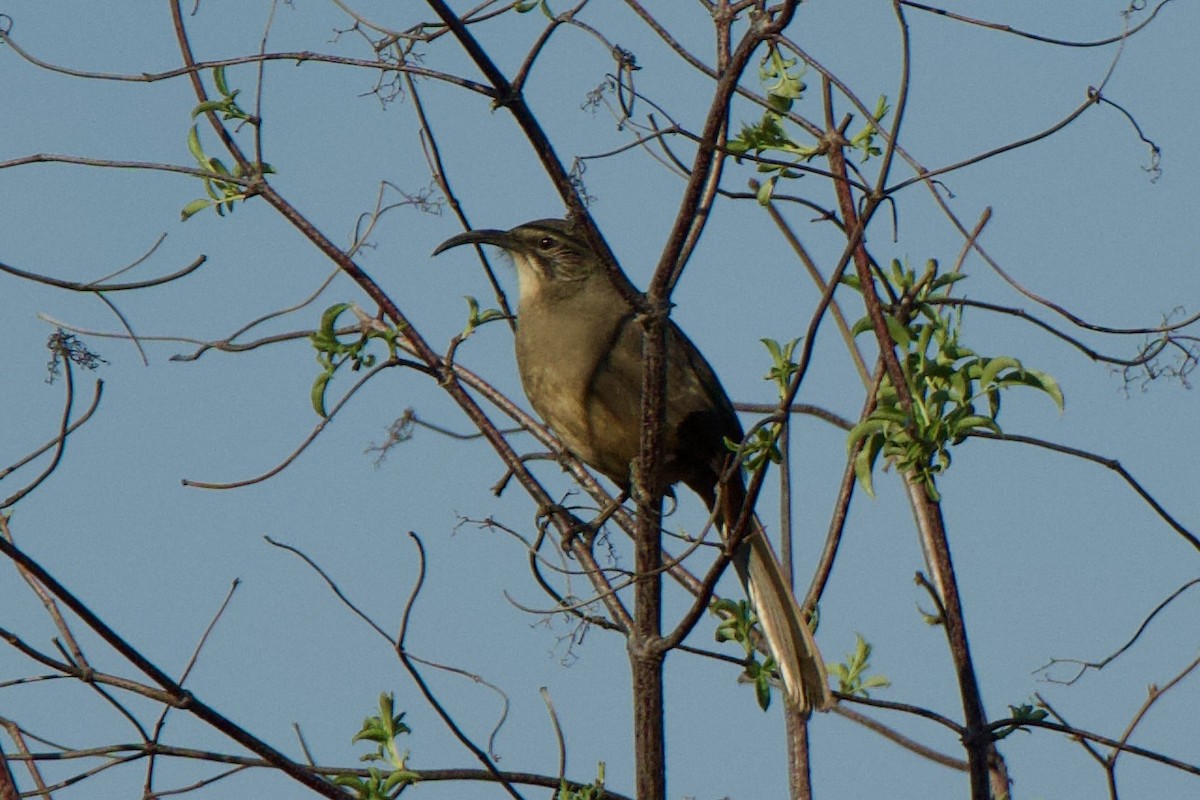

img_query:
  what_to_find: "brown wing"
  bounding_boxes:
[664,321,744,504]
[584,314,831,713]
[582,315,742,498]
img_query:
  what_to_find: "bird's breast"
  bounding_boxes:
[514,296,637,483]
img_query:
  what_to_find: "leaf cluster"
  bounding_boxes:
[825,633,890,699]
[993,703,1049,740]
[846,261,1063,500]
[713,598,784,711]
[459,295,506,340]
[310,303,405,417]
[727,47,813,205]
[181,67,273,220]
[722,337,799,472]
[334,693,419,799]
[727,47,889,204]
[849,94,890,162]
[513,0,555,17]
[558,763,607,800]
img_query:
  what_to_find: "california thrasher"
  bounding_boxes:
[434,218,831,713]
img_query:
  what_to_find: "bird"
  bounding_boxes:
[434,217,831,713]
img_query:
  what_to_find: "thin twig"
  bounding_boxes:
[968,431,1200,552]
[395,534,525,800]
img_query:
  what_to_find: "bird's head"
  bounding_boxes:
[433,218,600,304]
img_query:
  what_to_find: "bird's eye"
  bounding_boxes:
[537,236,555,250]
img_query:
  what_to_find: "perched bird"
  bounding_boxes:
[435,218,831,713]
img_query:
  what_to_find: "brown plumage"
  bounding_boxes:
[435,218,831,713]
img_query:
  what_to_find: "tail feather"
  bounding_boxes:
[741,524,832,714]
[715,477,832,714]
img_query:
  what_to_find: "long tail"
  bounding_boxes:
[738,521,832,714]
[717,480,832,714]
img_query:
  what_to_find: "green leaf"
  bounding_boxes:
[760,337,800,397]
[208,157,232,178]
[755,668,772,711]
[930,272,968,292]
[914,320,934,356]
[872,94,891,122]
[186,125,205,162]
[756,175,778,206]
[994,703,1049,740]
[318,302,353,335]
[1023,368,1065,411]
[760,47,805,108]
[710,597,739,616]
[847,417,883,450]
[311,369,333,417]
[180,198,211,221]
[828,633,890,698]
[979,355,1021,389]
[460,295,505,339]
[923,474,942,502]
[766,91,793,115]
[214,65,230,96]
[949,415,1000,440]
[192,98,230,118]
[869,406,907,425]
[853,432,883,497]
[202,177,223,201]
[883,314,911,349]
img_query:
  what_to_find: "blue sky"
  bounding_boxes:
[2,2,1199,798]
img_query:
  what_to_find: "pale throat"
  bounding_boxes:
[511,254,546,305]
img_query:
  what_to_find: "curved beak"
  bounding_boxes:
[432,228,511,257]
